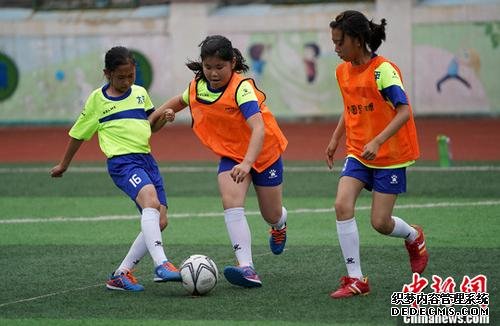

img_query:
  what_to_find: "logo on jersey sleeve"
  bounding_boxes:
[241,87,251,97]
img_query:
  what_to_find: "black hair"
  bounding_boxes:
[329,10,387,53]
[104,46,135,71]
[304,42,321,57]
[186,35,249,80]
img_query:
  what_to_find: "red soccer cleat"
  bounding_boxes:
[330,276,370,299]
[405,225,429,274]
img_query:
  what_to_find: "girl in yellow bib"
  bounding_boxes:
[151,35,288,288]
[325,11,429,299]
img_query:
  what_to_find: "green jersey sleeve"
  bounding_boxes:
[236,80,258,106]
[182,87,189,105]
[69,90,100,141]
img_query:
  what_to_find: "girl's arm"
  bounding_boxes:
[230,113,265,183]
[149,95,187,132]
[361,104,411,160]
[325,112,345,169]
[50,137,84,177]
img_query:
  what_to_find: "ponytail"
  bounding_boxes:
[232,47,249,73]
[368,18,387,53]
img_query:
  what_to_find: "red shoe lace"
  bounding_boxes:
[270,227,286,244]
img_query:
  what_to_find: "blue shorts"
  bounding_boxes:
[218,156,284,187]
[107,153,167,211]
[340,157,407,194]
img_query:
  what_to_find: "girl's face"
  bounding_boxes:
[105,61,135,95]
[331,28,362,63]
[202,55,235,89]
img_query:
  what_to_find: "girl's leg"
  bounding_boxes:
[371,191,428,274]
[218,171,252,267]
[334,176,365,280]
[136,186,180,282]
[371,191,417,239]
[135,185,167,266]
[219,171,262,288]
[254,184,284,226]
[254,184,287,254]
[116,232,147,274]
[330,176,371,299]
[116,205,168,273]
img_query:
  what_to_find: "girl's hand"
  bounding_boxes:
[325,140,338,170]
[361,139,380,160]
[50,164,67,177]
[164,108,175,122]
[230,162,251,183]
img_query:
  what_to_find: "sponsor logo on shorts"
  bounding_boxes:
[390,174,399,185]
[268,169,277,179]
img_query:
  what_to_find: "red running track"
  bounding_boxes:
[1,118,499,163]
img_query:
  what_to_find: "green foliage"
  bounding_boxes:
[478,22,500,49]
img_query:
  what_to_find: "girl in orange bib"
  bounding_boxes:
[325,11,429,299]
[151,35,288,288]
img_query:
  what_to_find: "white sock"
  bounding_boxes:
[389,216,418,242]
[224,207,253,267]
[269,206,287,230]
[116,232,148,274]
[141,207,167,266]
[336,217,363,279]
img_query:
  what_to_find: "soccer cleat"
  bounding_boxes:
[223,265,262,288]
[405,225,429,274]
[154,260,182,282]
[269,224,287,255]
[106,270,144,292]
[330,276,370,299]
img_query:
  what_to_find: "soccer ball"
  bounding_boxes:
[179,254,219,295]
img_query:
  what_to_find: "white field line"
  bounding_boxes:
[0,284,103,308]
[1,199,498,308]
[0,165,500,174]
[0,249,281,309]
[2,200,500,225]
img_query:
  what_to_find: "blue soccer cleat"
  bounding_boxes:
[106,270,144,292]
[154,260,182,282]
[269,224,287,255]
[223,265,262,288]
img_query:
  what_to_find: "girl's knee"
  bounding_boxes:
[371,218,392,235]
[334,200,353,218]
[260,205,284,225]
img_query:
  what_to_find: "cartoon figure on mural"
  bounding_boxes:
[248,43,270,82]
[436,48,480,93]
[303,42,321,83]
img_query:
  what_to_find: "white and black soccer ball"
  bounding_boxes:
[179,254,219,295]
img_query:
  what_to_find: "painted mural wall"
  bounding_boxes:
[0,8,498,124]
[413,22,500,115]
[226,31,344,118]
[0,35,171,124]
